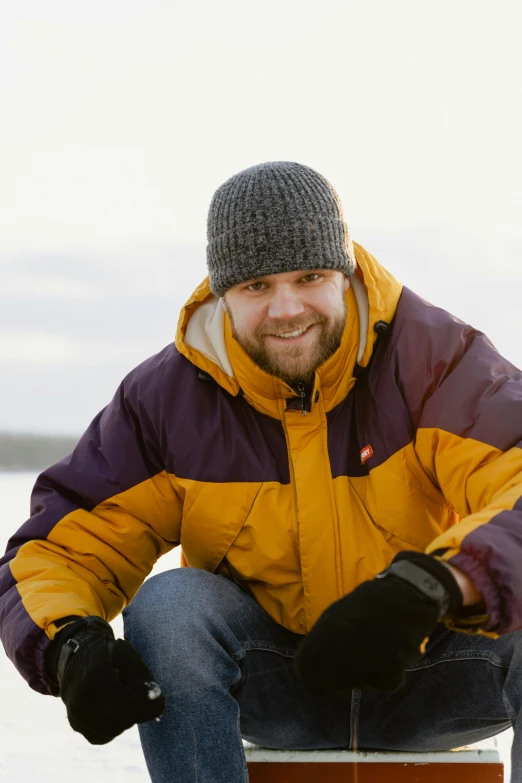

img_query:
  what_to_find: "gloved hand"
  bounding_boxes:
[294,552,463,696]
[46,616,165,744]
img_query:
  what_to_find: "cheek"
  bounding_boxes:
[328,289,347,317]
[232,307,264,340]
[307,294,344,321]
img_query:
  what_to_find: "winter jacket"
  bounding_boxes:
[1,243,522,696]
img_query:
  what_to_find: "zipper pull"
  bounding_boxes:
[297,383,306,416]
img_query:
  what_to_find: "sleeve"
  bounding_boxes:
[408,323,522,636]
[0,365,182,695]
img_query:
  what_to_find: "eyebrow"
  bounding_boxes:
[244,270,324,285]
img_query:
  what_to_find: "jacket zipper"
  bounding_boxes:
[280,407,306,628]
[297,382,306,416]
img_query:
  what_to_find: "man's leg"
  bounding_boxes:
[123,569,352,783]
[356,623,519,776]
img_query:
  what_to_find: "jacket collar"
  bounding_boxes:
[175,242,403,416]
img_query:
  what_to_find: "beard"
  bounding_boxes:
[227,297,347,387]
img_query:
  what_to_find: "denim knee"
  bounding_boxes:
[124,568,225,632]
[123,568,249,691]
[123,567,256,654]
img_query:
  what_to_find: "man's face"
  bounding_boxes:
[223,269,349,386]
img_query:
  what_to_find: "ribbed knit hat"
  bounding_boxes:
[206,161,356,296]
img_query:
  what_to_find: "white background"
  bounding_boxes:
[1,0,521,435]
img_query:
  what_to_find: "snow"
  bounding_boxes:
[0,617,150,782]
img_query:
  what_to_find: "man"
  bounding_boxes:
[1,161,521,782]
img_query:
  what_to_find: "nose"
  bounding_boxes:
[267,286,305,320]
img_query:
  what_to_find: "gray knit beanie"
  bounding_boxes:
[206,161,356,296]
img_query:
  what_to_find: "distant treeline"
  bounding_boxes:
[0,432,79,471]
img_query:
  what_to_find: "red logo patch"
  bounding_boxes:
[360,444,373,464]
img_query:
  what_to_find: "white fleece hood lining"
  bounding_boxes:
[184,296,235,377]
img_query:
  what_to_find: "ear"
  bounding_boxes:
[343,275,350,292]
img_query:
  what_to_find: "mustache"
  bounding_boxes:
[255,315,327,338]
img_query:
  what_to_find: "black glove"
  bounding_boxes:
[294,552,463,696]
[46,616,165,744]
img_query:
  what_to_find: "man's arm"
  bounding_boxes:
[393,290,522,636]
[414,347,522,636]
[0,350,182,696]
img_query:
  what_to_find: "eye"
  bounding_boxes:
[247,281,266,291]
[301,273,320,282]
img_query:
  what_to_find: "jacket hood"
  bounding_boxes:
[175,242,403,416]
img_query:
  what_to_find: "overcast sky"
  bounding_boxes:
[1,0,521,435]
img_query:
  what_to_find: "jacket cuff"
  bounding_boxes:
[391,551,463,615]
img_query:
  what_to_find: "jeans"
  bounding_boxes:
[123,568,520,782]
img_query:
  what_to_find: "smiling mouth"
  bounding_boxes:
[267,324,315,340]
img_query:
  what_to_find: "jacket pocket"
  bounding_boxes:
[357,446,459,551]
[178,480,264,572]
